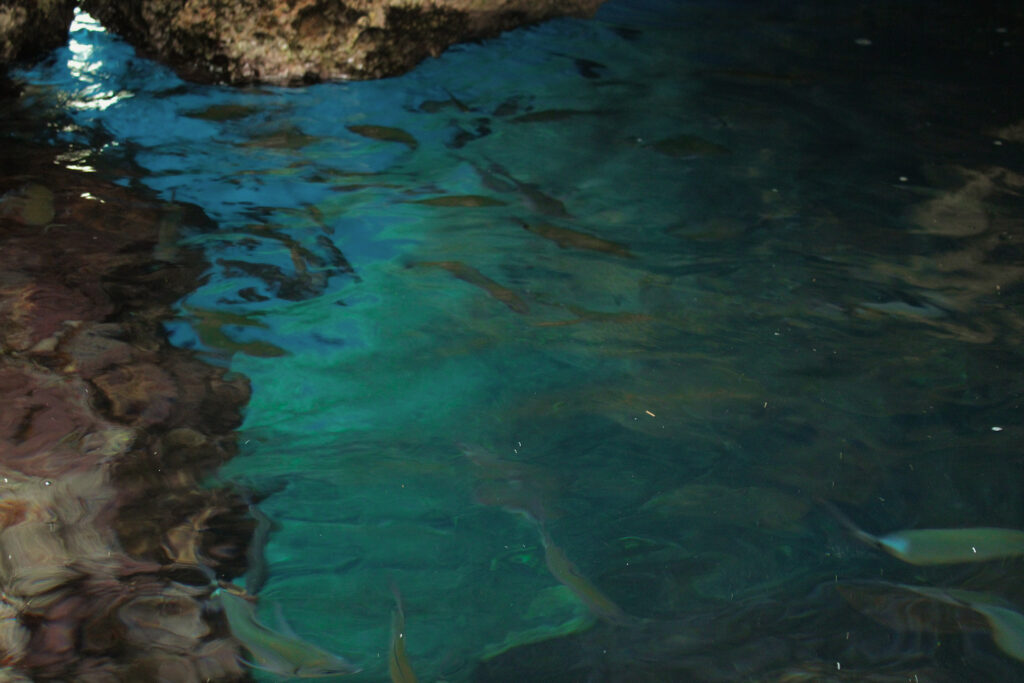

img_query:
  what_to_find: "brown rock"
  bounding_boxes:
[80,0,606,85]
[0,0,76,65]
[0,282,113,352]
[0,115,249,682]
[0,360,131,477]
[57,323,137,378]
[92,363,178,427]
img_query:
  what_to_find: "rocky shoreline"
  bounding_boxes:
[2,0,605,85]
[0,131,253,680]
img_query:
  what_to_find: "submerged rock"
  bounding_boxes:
[80,0,606,85]
[0,135,252,680]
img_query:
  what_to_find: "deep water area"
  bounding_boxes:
[5,0,1024,680]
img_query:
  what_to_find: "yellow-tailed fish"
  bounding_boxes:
[217,586,359,678]
[388,582,417,683]
[538,526,626,624]
[418,261,528,314]
[823,500,1024,565]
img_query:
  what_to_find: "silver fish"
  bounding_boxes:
[217,586,359,678]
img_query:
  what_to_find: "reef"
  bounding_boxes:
[0,133,253,679]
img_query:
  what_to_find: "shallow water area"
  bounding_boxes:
[8,0,1024,679]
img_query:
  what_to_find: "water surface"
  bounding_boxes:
[10,0,1024,679]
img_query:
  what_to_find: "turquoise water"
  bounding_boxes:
[11,1,1024,679]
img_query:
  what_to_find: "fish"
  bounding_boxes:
[244,502,276,595]
[242,127,319,150]
[533,304,652,328]
[184,103,260,121]
[970,599,1024,661]
[822,500,1024,565]
[185,306,288,358]
[469,164,517,194]
[346,125,418,150]
[388,582,417,683]
[472,479,555,524]
[417,261,528,314]
[459,443,553,483]
[538,526,627,624]
[545,52,608,79]
[458,443,560,523]
[445,119,492,148]
[492,97,524,117]
[416,89,472,113]
[841,582,1024,662]
[486,164,570,218]
[574,58,607,79]
[837,581,988,635]
[216,585,360,678]
[515,219,631,258]
[408,195,506,207]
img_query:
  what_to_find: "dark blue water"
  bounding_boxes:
[9,1,1024,679]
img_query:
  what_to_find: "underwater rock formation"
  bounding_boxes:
[0,137,252,680]
[80,0,606,84]
[0,0,75,65]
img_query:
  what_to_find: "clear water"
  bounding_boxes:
[10,0,1024,679]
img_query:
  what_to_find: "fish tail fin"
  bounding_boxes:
[389,579,406,616]
[817,497,882,547]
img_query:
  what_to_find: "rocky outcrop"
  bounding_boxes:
[80,0,606,85]
[0,131,251,680]
[0,0,75,64]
